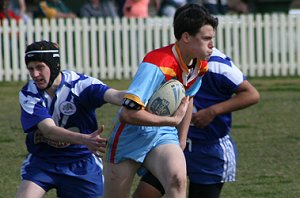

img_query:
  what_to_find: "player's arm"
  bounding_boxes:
[118,61,190,126]
[208,80,259,115]
[104,88,127,106]
[37,118,106,154]
[119,96,190,127]
[177,97,193,150]
[192,80,260,128]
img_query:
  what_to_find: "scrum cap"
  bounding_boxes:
[25,40,60,89]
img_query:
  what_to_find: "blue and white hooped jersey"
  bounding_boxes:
[189,48,246,142]
[19,70,110,163]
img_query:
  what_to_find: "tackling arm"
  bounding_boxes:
[104,88,127,106]
[37,118,107,155]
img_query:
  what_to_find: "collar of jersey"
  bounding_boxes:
[173,42,203,74]
[172,42,203,85]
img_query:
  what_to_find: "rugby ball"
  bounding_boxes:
[146,79,185,116]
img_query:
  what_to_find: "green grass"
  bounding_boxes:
[0,77,299,197]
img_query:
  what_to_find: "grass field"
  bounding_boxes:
[0,77,299,198]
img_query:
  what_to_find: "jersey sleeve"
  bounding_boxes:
[219,63,245,93]
[78,76,110,108]
[208,50,245,94]
[19,90,52,133]
[124,62,165,108]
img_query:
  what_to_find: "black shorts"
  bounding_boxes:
[140,171,165,195]
[141,171,224,198]
[188,182,224,198]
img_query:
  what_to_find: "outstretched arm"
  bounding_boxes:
[37,119,107,155]
[104,88,127,106]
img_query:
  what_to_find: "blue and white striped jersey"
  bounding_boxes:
[188,48,246,142]
[19,70,110,163]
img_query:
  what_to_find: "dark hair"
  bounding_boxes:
[25,40,60,89]
[173,3,218,40]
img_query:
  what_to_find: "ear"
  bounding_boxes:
[182,32,190,43]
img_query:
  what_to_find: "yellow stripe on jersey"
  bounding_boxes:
[124,93,145,109]
[159,67,177,77]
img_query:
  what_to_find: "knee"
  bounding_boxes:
[168,172,186,191]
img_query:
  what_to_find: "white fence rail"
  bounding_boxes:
[0,14,300,82]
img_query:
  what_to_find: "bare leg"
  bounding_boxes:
[16,180,46,198]
[144,144,187,198]
[103,160,140,198]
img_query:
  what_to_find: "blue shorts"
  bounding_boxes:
[20,154,103,197]
[106,123,179,164]
[184,135,237,184]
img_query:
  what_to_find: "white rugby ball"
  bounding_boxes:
[146,79,185,116]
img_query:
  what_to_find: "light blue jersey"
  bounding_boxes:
[105,44,207,164]
[105,62,181,164]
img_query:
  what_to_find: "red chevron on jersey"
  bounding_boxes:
[143,43,208,90]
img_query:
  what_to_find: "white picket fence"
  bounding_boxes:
[0,14,300,82]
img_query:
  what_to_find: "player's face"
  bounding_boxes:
[27,61,51,89]
[189,25,215,60]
